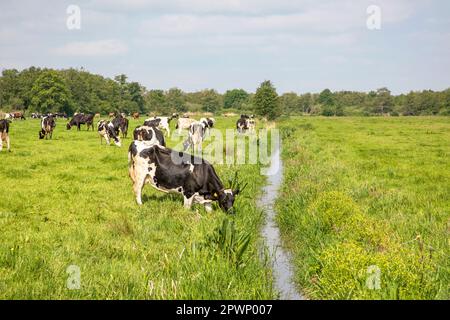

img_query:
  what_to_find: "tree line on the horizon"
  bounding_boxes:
[0,67,449,119]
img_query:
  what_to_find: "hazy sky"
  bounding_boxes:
[1,0,449,94]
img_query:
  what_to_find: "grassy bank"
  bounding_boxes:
[0,117,274,299]
[277,117,449,299]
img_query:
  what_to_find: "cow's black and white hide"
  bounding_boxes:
[112,116,129,139]
[183,121,206,153]
[133,125,166,146]
[236,117,248,133]
[176,117,197,134]
[128,144,244,212]
[97,120,121,147]
[143,114,178,136]
[199,117,215,137]
[0,119,11,152]
[39,116,56,139]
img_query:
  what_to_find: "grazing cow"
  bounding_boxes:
[97,120,121,147]
[176,117,197,134]
[132,112,140,120]
[184,121,206,153]
[128,144,245,212]
[39,116,56,139]
[0,119,11,152]
[199,117,215,136]
[112,115,129,139]
[143,114,178,136]
[236,114,255,134]
[66,113,95,131]
[133,125,166,146]
[11,112,26,120]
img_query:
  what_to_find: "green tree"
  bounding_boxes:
[30,70,72,114]
[223,89,249,109]
[200,89,221,113]
[145,90,166,114]
[166,88,186,113]
[318,89,335,107]
[253,80,280,120]
[280,92,300,115]
[373,87,393,114]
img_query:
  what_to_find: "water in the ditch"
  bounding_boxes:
[259,146,304,300]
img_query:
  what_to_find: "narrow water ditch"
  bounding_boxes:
[258,146,304,300]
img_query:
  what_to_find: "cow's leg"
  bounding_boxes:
[183,194,194,209]
[133,173,147,205]
[0,136,3,151]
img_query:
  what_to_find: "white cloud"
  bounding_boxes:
[53,39,128,56]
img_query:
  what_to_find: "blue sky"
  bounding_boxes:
[0,0,449,94]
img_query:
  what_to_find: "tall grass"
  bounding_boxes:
[277,117,449,300]
[0,117,274,299]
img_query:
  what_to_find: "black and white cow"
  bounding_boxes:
[97,120,121,147]
[199,117,215,137]
[133,125,166,146]
[0,119,11,152]
[39,116,56,139]
[128,144,245,212]
[66,113,95,131]
[183,121,206,153]
[236,114,255,134]
[112,115,129,139]
[176,117,197,134]
[144,114,178,136]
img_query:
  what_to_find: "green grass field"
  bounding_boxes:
[0,117,274,299]
[1,116,449,300]
[277,117,449,299]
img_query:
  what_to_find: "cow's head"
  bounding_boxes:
[38,130,45,139]
[66,123,71,130]
[217,172,247,213]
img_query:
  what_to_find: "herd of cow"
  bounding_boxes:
[1,112,255,213]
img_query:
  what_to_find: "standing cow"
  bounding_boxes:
[0,119,11,152]
[112,115,129,139]
[176,117,197,134]
[183,121,206,153]
[144,113,178,136]
[66,113,95,131]
[97,120,121,147]
[128,144,245,212]
[39,116,56,139]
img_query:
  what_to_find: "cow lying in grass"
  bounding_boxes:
[0,119,11,152]
[128,144,245,213]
